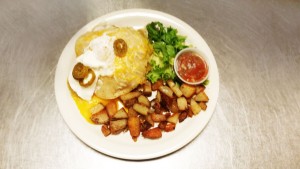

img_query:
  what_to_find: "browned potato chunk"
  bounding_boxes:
[180,83,196,98]
[178,112,188,123]
[142,128,162,139]
[138,95,150,107]
[120,91,141,101]
[101,124,111,137]
[167,80,183,97]
[122,98,137,108]
[156,91,161,103]
[112,108,128,119]
[199,102,207,110]
[143,80,152,96]
[159,86,173,98]
[90,103,105,115]
[90,109,109,124]
[127,107,138,117]
[177,97,188,111]
[128,116,140,141]
[167,112,179,124]
[196,84,206,94]
[190,99,202,115]
[146,114,154,126]
[151,113,166,122]
[133,103,149,116]
[110,119,127,134]
[194,92,209,102]
[106,100,118,118]
[164,122,176,132]
[152,80,163,91]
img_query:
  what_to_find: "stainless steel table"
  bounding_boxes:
[1,0,299,168]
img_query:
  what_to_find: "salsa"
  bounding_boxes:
[176,51,208,83]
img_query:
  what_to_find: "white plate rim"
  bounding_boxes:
[54,8,219,160]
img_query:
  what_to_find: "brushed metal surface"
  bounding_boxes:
[0,0,299,169]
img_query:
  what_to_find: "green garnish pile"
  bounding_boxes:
[146,22,188,83]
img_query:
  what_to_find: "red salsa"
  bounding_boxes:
[176,51,208,83]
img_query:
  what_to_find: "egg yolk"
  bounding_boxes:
[68,83,109,123]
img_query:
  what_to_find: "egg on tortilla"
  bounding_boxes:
[68,26,152,102]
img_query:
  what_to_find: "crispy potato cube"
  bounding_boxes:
[177,97,188,111]
[180,83,196,98]
[120,91,141,101]
[142,128,162,139]
[106,100,118,118]
[194,92,209,102]
[190,99,202,115]
[164,122,176,132]
[167,112,179,124]
[90,103,105,115]
[167,80,183,97]
[151,113,166,122]
[90,109,109,124]
[101,124,111,137]
[110,119,127,134]
[127,107,138,117]
[133,103,149,116]
[146,114,154,126]
[199,102,207,110]
[128,116,140,141]
[112,108,128,119]
[152,80,163,91]
[158,121,167,130]
[143,80,152,96]
[159,86,173,98]
[156,91,161,103]
[187,106,194,117]
[179,112,188,123]
[122,98,137,108]
[196,84,206,94]
[138,95,150,107]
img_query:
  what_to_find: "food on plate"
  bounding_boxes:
[67,21,210,141]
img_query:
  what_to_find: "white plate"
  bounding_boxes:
[55,9,219,160]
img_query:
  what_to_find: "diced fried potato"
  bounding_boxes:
[158,121,167,130]
[180,83,196,98]
[156,91,161,103]
[199,102,207,110]
[143,80,152,96]
[196,85,206,94]
[122,98,137,108]
[138,95,150,107]
[190,99,202,115]
[106,100,118,118]
[177,97,188,111]
[151,113,166,122]
[167,112,179,124]
[127,107,138,117]
[110,119,127,134]
[167,80,183,97]
[164,122,176,132]
[152,80,163,91]
[120,91,141,101]
[146,114,154,126]
[142,128,162,139]
[133,103,149,116]
[128,116,140,141]
[101,124,111,137]
[179,112,188,123]
[159,86,173,98]
[90,103,105,115]
[112,108,128,119]
[169,99,180,114]
[187,106,194,117]
[194,92,209,102]
[90,109,109,124]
